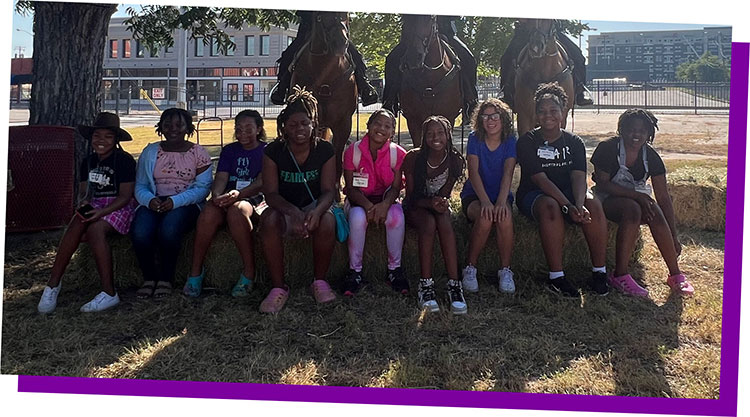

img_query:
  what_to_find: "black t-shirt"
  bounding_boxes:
[516,128,587,203]
[79,149,137,198]
[264,139,334,208]
[590,137,666,182]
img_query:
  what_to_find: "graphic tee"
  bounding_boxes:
[265,139,334,208]
[216,142,266,192]
[79,149,137,198]
[590,136,666,182]
[516,128,587,203]
[460,132,517,204]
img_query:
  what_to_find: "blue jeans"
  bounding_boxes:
[130,205,200,283]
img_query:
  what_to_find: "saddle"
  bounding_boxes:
[289,38,355,99]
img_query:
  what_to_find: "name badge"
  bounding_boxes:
[537,145,557,160]
[352,172,369,188]
[236,180,252,190]
[88,171,109,185]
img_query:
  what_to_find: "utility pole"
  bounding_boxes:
[175,6,188,110]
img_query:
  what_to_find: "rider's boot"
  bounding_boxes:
[355,71,379,106]
[270,72,291,105]
[462,99,477,126]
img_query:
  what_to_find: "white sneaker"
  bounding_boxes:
[417,278,440,313]
[447,280,468,315]
[498,267,516,294]
[80,291,120,313]
[38,284,61,314]
[462,265,479,293]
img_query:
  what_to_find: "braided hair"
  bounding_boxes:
[412,115,466,199]
[470,97,515,143]
[156,107,196,137]
[276,85,319,142]
[534,81,568,113]
[617,108,659,144]
[366,108,397,132]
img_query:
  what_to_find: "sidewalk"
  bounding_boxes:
[9,109,162,128]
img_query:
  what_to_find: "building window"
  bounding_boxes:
[109,40,118,58]
[243,83,255,101]
[245,36,255,56]
[195,38,204,57]
[260,35,270,56]
[150,47,160,58]
[224,68,241,77]
[166,45,173,54]
[242,67,260,76]
[227,83,238,101]
[287,36,295,47]
[211,38,220,56]
[135,41,145,58]
[227,36,235,56]
[123,39,131,58]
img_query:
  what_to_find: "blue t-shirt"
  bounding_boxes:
[216,141,266,192]
[460,132,517,204]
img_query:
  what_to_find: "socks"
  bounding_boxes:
[592,266,606,273]
[549,271,565,280]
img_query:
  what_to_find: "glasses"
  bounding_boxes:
[479,112,501,121]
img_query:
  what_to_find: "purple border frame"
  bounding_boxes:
[16,42,749,417]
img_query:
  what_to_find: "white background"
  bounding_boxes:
[1,0,748,416]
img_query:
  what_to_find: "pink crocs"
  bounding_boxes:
[311,280,336,304]
[667,274,695,296]
[608,274,649,297]
[259,287,289,314]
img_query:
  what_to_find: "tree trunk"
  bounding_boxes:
[29,2,116,200]
[30,2,116,126]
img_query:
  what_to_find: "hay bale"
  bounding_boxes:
[668,166,727,232]
[69,205,640,292]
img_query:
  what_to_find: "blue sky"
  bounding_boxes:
[10,5,720,59]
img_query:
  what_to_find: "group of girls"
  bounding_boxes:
[38,82,694,316]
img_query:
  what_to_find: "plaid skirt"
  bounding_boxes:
[90,197,138,235]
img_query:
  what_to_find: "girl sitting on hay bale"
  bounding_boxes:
[38,112,137,313]
[258,86,337,314]
[402,115,467,314]
[515,82,609,297]
[460,98,518,294]
[341,109,407,297]
[184,110,267,298]
[131,108,212,300]
[591,109,694,296]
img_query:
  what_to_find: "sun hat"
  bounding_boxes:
[77,112,133,142]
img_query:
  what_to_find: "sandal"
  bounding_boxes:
[153,281,173,299]
[183,268,205,298]
[231,273,253,297]
[137,281,156,299]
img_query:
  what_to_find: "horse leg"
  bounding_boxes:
[406,115,423,149]
[331,118,353,179]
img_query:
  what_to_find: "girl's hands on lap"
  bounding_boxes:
[480,200,495,222]
[214,190,240,208]
[635,193,656,222]
[369,202,390,225]
[149,198,162,211]
[498,203,510,223]
[304,209,321,235]
[290,208,308,238]
[159,198,174,212]
[83,208,106,223]
[431,197,449,214]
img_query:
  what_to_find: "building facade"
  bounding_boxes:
[103,17,297,106]
[586,26,731,82]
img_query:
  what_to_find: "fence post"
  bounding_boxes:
[262,89,266,118]
[694,80,698,115]
[126,85,132,115]
[644,82,648,109]
[596,81,600,114]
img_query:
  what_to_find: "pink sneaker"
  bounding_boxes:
[311,280,336,304]
[667,274,695,296]
[608,274,649,297]
[259,287,289,314]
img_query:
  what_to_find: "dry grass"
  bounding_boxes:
[2,195,724,399]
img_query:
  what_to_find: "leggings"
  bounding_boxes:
[347,204,405,272]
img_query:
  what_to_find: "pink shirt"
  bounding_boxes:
[153,144,212,197]
[343,134,406,198]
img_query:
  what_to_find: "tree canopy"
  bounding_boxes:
[675,52,730,82]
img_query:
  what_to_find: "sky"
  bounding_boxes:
[9,4,723,61]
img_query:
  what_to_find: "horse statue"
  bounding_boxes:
[288,11,357,175]
[510,19,575,135]
[397,14,463,147]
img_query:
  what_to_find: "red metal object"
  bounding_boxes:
[6,125,76,232]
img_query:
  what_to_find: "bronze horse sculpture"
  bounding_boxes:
[397,14,463,147]
[510,19,575,135]
[288,11,357,175]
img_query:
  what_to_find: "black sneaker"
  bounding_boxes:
[447,280,467,315]
[547,276,579,298]
[590,271,609,296]
[270,82,287,105]
[360,86,379,106]
[418,278,439,313]
[387,267,409,295]
[341,269,363,297]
